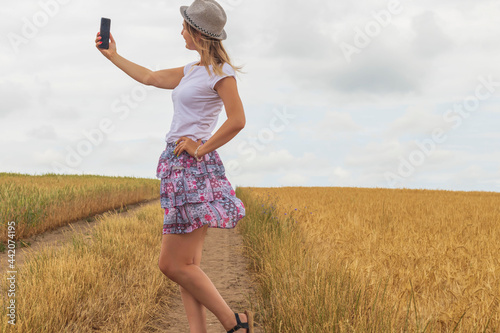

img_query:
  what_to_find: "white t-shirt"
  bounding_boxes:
[164,60,236,144]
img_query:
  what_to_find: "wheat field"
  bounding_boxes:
[0,203,174,332]
[1,182,498,331]
[237,186,500,332]
[0,173,160,245]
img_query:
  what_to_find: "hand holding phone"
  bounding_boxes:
[99,17,111,49]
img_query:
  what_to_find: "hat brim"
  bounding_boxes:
[179,6,227,40]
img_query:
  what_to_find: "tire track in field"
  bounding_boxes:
[0,198,161,273]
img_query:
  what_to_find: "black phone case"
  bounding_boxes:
[99,17,111,49]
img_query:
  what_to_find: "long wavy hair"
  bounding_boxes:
[184,20,244,78]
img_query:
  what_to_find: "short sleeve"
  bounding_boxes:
[209,63,236,90]
[184,61,198,75]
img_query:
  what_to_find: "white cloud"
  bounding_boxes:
[328,166,353,186]
[320,111,363,132]
[410,10,454,58]
[345,140,404,170]
[26,125,58,140]
[34,148,64,165]
[385,102,453,138]
[278,172,309,186]
[446,165,499,191]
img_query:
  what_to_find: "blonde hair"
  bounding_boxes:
[184,20,244,78]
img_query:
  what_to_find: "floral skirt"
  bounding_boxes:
[156,139,245,234]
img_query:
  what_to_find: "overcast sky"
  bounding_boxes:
[1,0,499,192]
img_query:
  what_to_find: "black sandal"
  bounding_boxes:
[227,310,254,333]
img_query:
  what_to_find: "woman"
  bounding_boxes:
[95,1,253,332]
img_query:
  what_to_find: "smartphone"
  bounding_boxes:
[99,17,111,49]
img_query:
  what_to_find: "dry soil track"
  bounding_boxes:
[163,222,263,333]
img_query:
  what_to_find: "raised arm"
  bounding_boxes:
[95,32,184,89]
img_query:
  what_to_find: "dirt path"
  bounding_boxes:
[0,198,161,273]
[163,226,263,333]
[1,198,262,332]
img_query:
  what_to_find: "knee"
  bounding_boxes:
[158,259,173,278]
[158,260,183,281]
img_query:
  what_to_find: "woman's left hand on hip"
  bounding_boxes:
[174,136,202,158]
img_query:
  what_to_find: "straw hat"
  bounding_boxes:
[180,0,227,40]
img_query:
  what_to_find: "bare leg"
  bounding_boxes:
[158,224,247,332]
[179,225,208,332]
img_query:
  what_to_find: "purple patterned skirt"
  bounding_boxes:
[156,139,246,234]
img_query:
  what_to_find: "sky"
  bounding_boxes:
[1,0,499,192]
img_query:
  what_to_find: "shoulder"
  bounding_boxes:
[208,63,236,90]
[184,60,199,75]
[220,62,235,76]
[210,62,236,81]
[207,62,235,77]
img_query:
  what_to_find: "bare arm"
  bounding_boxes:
[95,32,184,89]
[172,75,245,159]
[196,76,246,157]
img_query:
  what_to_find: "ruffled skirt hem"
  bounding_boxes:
[162,196,244,234]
